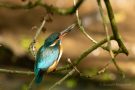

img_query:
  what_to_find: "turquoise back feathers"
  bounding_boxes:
[34,32,62,84]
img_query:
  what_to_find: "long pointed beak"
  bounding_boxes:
[60,23,77,37]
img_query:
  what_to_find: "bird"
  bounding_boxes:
[34,24,76,84]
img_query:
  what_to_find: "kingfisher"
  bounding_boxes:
[34,24,76,84]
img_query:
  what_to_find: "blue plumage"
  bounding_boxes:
[34,70,45,84]
[34,32,62,84]
[33,23,76,84]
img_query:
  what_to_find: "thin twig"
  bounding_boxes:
[97,0,110,47]
[67,58,80,74]
[112,58,125,78]
[49,69,76,90]
[79,61,110,79]
[97,61,111,75]
[29,15,47,58]
[0,68,34,75]
[34,17,46,41]
[27,77,35,90]
[74,0,97,43]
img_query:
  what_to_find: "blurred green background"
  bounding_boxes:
[0,0,135,90]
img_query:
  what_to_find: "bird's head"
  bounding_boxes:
[44,32,67,47]
[44,24,76,47]
[44,32,60,47]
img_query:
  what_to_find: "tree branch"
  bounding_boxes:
[0,0,84,15]
[104,0,128,55]
[97,0,124,78]
[0,68,34,75]
[74,0,120,55]
[0,35,114,75]
[49,69,76,90]
[56,35,114,71]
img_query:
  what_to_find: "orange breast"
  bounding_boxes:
[47,60,58,73]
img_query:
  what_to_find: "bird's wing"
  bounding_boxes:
[35,45,59,71]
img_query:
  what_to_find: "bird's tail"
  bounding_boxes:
[35,70,45,84]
